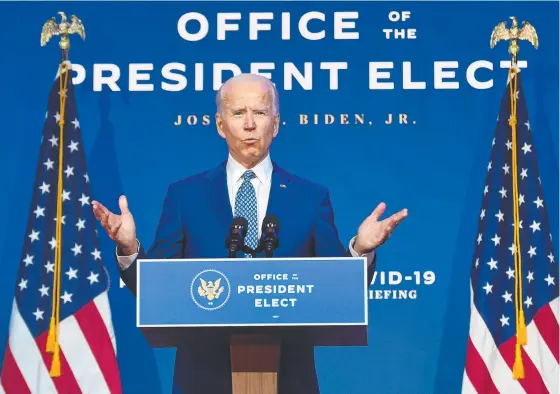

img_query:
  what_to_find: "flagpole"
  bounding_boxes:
[40,10,86,378]
[489,15,539,381]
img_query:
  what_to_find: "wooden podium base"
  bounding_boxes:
[230,334,281,394]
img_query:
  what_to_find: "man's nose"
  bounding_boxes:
[244,113,256,130]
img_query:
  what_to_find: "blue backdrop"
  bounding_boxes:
[0,1,558,393]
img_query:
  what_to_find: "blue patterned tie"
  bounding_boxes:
[234,170,258,257]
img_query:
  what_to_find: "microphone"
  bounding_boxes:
[259,214,280,257]
[226,217,248,258]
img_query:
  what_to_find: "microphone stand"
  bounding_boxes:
[226,231,245,258]
[262,244,275,258]
[260,232,279,258]
[228,242,241,258]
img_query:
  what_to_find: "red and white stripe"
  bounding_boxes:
[0,292,121,394]
[463,284,559,394]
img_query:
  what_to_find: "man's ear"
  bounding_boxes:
[216,113,226,139]
[273,116,280,137]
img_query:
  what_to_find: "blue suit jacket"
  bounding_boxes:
[119,160,376,394]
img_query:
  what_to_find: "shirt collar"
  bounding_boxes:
[226,153,273,185]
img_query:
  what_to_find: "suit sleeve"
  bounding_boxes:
[119,184,185,296]
[313,187,376,285]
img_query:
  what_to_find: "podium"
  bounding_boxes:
[136,257,369,394]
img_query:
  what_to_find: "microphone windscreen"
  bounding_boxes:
[232,216,248,229]
[262,214,280,234]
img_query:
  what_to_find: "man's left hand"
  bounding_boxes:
[353,202,408,255]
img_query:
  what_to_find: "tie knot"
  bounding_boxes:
[243,170,256,182]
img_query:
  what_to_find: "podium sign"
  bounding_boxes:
[136,256,369,394]
[136,257,368,328]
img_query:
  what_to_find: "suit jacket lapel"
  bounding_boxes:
[266,162,294,231]
[205,161,233,232]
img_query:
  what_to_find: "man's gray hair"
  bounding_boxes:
[216,73,279,116]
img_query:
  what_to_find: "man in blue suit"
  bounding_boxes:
[92,73,407,394]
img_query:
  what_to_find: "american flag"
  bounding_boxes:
[0,61,122,393]
[462,68,559,393]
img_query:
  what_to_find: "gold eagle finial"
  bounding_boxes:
[490,16,538,65]
[41,12,85,58]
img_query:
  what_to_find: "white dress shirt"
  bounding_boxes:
[116,153,374,269]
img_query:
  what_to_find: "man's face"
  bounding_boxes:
[216,79,279,168]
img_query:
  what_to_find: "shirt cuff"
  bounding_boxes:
[349,236,375,266]
[115,239,140,271]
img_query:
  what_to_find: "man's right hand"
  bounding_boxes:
[92,195,138,255]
